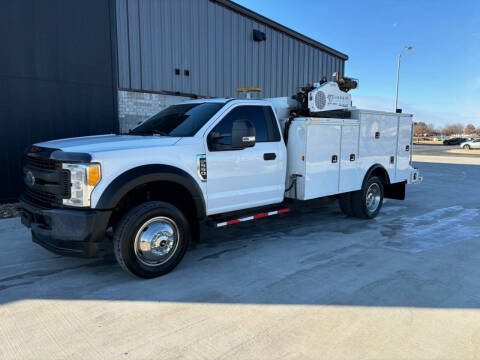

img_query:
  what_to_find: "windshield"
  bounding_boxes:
[130,102,224,137]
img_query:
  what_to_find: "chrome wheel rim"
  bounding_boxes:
[365,183,381,213]
[134,217,179,266]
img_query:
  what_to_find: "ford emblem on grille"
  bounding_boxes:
[29,146,43,153]
[26,171,35,187]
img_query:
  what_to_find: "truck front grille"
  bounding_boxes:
[23,154,70,206]
[25,155,59,170]
[24,187,58,205]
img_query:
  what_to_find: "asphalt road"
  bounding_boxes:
[1,157,480,359]
[413,143,480,157]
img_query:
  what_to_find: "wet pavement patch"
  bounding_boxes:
[379,206,480,253]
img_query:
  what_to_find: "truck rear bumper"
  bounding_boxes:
[19,197,111,258]
[411,167,422,184]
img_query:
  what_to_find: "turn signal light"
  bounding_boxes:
[88,165,101,186]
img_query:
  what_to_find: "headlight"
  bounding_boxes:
[62,163,101,207]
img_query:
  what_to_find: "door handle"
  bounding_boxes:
[264,153,276,161]
[331,155,338,163]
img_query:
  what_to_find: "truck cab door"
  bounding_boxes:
[204,104,286,215]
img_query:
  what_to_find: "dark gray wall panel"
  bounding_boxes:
[117,0,345,98]
[0,0,117,202]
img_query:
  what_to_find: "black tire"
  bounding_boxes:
[113,201,190,279]
[338,192,354,216]
[464,145,471,150]
[351,176,384,219]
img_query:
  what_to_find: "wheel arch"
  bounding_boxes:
[95,164,206,220]
[363,164,406,201]
[362,164,391,188]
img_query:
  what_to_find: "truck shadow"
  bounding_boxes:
[1,162,480,309]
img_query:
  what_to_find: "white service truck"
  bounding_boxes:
[20,79,421,278]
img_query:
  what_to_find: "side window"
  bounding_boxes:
[209,106,269,149]
[263,106,281,142]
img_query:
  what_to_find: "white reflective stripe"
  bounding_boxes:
[216,209,288,227]
[239,216,254,222]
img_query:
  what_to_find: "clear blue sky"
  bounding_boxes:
[235,0,480,127]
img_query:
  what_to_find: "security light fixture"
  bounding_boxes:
[395,46,413,111]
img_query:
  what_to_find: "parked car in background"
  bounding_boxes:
[443,137,471,145]
[460,138,480,150]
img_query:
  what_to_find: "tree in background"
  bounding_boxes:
[414,122,427,136]
[442,124,464,136]
[465,124,476,134]
[413,122,479,137]
[426,123,440,136]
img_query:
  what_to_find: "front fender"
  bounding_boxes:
[94,164,206,219]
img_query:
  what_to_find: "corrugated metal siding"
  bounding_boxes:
[116,0,345,98]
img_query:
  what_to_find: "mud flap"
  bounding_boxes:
[384,181,406,200]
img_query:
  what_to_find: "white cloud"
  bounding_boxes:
[352,94,479,127]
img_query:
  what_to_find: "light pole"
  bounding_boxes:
[395,46,413,112]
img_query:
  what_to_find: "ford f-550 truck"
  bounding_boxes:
[20,80,421,278]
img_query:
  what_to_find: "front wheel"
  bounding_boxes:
[463,145,471,150]
[113,201,191,278]
[351,176,384,219]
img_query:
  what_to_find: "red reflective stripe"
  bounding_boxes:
[226,219,240,225]
[217,208,290,227]
[254,212,269,219]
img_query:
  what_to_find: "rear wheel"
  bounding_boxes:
[338,192,354,216]
[463,144,471,150]
[113,201,190,278]
[351,176,384,219]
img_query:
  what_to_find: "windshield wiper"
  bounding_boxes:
[128,129,170,136]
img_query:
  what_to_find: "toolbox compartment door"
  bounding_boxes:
[339,122,361,193]
[395,116,414,182]
[303,120,341,199]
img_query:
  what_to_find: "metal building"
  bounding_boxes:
[0,0,347,202]
[116,0,347,98]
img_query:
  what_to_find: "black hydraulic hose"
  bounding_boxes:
[285,177,297,193]
[285,174,302,193]
[283,115,294,145]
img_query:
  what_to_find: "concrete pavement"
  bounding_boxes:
[1,159,480,359]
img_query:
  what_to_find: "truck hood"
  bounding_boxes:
[36,134,181,153]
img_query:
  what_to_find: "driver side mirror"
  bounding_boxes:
[232,119,256,149]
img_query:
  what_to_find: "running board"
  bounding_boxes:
[211,208,290,228]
